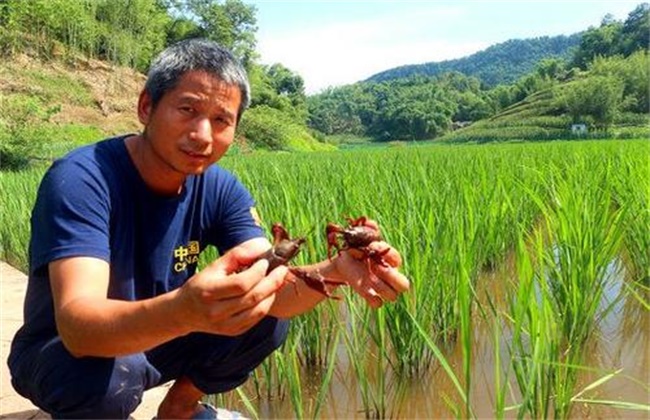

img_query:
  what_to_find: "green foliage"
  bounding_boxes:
[442,125,566,143]
[3,141,649,417]
[0,0,328,154]
[19,69,94,107]
[572,18,623,69]
[307,4,647,144]
[0,94,59,170]
[238,105,332,152]
[368,78,456,141]
[619,3,650,55]
[0,0,258,72]
[308,75,464,141]
[94,0,170,71]
[249,63,308,123]
[571,3,649,68]
[366,35,581,87]
[173,0,258,67]
[438,49,648,142]
[307,85,370,136]
[589,51,650,113]
[0,93,102,170]
[557,76,625,127]
[242,61,329,151]
[1,1,646,150]
[0,0,170,71]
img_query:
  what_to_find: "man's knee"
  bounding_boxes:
[12,340,158,419]
[190,317,290,393]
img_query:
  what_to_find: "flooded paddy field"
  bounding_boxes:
[3,140,649,418]
[231,258,649,419]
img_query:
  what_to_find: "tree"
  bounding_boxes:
[485,84,517,114]
[619,3,650,56]
[248,63,308,123]
[307,86,368,135]
[589,51,650,113]
[572,19,623,69]
[535,58,567,80]
[95,0,171,70]
[165,16,202,44]
[182,0,258,67]
[560,76,624,128]
[571,3,649,68]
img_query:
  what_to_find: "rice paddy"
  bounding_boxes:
[1,139,648,418]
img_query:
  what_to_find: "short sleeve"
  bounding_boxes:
[204,167,265,254]
[29,157,111,275]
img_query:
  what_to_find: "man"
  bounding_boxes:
[8,38,409,419]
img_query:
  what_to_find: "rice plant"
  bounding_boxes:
[2,139,648,418]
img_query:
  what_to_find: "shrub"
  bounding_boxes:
[0,95,57,170]
[238,105,332,152]
[0,93,102,170]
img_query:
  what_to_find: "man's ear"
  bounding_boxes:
[137,90,153,125]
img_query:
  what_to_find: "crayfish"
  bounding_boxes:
[326,216,390,267]
[259,223,340,299]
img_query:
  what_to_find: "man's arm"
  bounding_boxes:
[50,243,288,358]
[232,236,410,319]
[269,241,409,318]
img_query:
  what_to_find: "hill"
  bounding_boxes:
[0,53,144,167]
[365,34,581,87]
[0,52,332,169]
[0,54,143,133]
[436,56,650,144]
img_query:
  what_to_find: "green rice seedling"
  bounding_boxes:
[491,315,508,419]
[0,165,45,270]
[2,139,648,418]
[342,290,401,418]
[506,230,558,419]
[536,156,626,348]
[342,295,376,418]
[570,368,650,413]
[609,142,650,285]
[251,354,281,401]
[208,388,259,420]
[310,324,342,419]
[283,342,305,419]
[250,326,305,419]
[506,144,636,418]
[406,310,473,418]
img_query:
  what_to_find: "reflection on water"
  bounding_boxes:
[245,256,649,419]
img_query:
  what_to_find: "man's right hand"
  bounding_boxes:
[49,238,286,358]
[174,238,288,336]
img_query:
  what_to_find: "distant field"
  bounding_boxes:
[2,139,648,418]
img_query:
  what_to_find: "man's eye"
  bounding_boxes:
[179,107,195,114]
[213,116,230,125]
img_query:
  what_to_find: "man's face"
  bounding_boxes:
[138,70,242,177]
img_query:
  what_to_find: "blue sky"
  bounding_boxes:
[246,1,642,93]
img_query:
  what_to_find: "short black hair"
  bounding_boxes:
[144,38,250,121]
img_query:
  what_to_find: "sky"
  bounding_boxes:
[246,0,643,94]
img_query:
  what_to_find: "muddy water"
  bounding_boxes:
[247,261,649,419]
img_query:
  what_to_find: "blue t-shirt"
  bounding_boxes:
[11,136,265,351]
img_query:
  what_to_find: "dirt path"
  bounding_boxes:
[0,262,169,419]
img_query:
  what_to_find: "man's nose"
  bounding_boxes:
[191,117,212,144]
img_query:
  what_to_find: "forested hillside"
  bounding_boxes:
[0,0,331,170]
[308,3,649,143]
[366,35,581,87]
[0,1,648,170]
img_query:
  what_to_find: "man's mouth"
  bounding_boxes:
[182,149,210,159]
